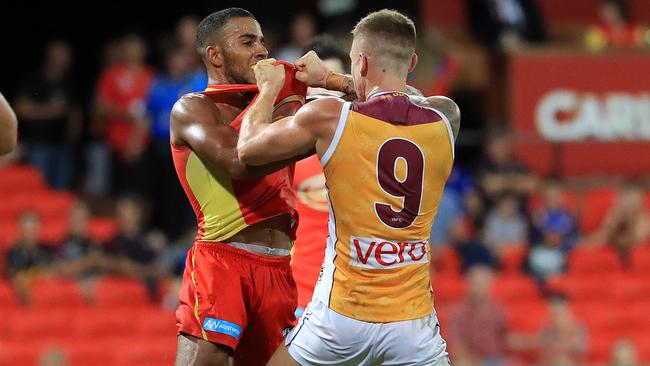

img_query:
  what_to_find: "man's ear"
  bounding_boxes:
[360,52,368,77]
[206,45,223,68]
[408,53,418,73]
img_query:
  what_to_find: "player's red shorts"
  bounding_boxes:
[176,241,297,365]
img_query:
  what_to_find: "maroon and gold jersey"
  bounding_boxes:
[312,92,455,322]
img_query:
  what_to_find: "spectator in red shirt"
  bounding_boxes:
[90,33,154,196]
[447,264,509,366]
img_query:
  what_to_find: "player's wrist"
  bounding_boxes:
[320,70,333,89]
[324,72,354,94]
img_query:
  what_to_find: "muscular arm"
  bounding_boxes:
[170,93,301,179]
[0,93,18,155]
[238,93,340,166]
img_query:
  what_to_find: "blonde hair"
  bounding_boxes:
[351,9,416,74]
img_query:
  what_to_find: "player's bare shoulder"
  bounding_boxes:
[296,95,345,131]
[409,95,460,141]
[171,93,221,125]
[170,93,223,145]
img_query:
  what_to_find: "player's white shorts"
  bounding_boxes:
[285,300,450,366]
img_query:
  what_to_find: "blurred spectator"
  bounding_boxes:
[478,132,537,205]
[14,39,82,190]
[447,265,508,366]
[5,212,50,302]
[535,293,587,366]
[531,182,579,252]
[431,167,477,246]
[175,15,203,68]
[103,195,162,297]
[526,236,567,285]
[586,0,649,51]
[483,194,527,253]
[465,190,488,233]
[38,346,68,366]
[275,12,316,62]
[50,201,102,280]
[89,34,154,196]
[590,184,650,260]
[468,0,547,51]
[610,338,639,366]
[452,218,499,272]
[146,44,204,238]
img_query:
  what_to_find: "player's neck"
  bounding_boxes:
[364,78,407,100]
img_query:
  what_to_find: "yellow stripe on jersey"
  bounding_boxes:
[185,151,247,242]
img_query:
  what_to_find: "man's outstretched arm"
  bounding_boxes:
[238,59,340,166]
[0,93,18,155]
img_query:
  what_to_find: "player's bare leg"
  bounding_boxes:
[176,334,199,365]
[176,333,232,366]
[267,345,300,366]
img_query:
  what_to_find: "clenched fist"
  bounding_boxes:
[254,58,286,96]
[295,51,332,88]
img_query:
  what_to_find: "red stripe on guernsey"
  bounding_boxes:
[171,141,205,240]
[351,93,443,126]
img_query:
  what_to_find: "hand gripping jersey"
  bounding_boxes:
[312,91,455,322]
[171,61,307,242]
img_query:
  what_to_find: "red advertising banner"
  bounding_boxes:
[511,51,650,177]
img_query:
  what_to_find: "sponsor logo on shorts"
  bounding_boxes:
[350,236,429,269]
[202,318,242,339]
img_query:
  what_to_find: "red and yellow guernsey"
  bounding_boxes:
[312,91,455,323]
[172,65,307,242]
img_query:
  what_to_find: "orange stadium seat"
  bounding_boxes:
[431,274,466,305]
[72,308,136,340]
[87,217,118,243]
[630,246,650,275]
[0,165,46,196]
[567,246,622,275]
[132,308,177,338]
[504,300,547,333]
[0,279,19,311]
[493,274,542,303]
[0,341,39,366]
[551,274,613,303]
[7,309,73,342]
[95,276,150,309]
[33,192,75,219]
[29,277,87,309]
[431,246,461,275]
[611,274,650,305]
[0,193,40,220]
[587,334,617,365]
[579,187,617,234]
[65,342,115,366]
[499,244,528,275]
[39,217,69,245]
